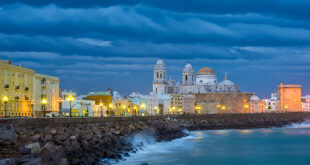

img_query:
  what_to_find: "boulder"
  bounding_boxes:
[25,142,41,154]
[0,158,16,165]
[31,134,41,142]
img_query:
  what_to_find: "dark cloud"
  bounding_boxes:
[0,1,309,97]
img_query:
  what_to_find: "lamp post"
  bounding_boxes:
[41,98,47,118]
[99,103,104,117]
[30,100,35,117]
[284,105,289,112]
[2,96,9,118]
[122,105,126,117]
[66,95,75,117]
[109,103,113,116]
[154,106,158,116]
[244,104,249,113]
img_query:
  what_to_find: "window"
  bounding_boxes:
[157,72,159,78]
[185,75,188,81]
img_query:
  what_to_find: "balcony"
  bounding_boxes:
[15,86,20,90]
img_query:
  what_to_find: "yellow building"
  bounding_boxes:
[85,92,113,116]
[0,60,35,117]
[33,74,60,117]
[170,94,184,114]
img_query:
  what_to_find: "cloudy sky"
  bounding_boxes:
[0,0,309,98]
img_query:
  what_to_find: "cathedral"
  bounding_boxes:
[153,59,241,95]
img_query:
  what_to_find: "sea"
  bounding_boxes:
[105,121,310,165]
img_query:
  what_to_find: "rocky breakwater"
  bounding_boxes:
[0,112,310,165]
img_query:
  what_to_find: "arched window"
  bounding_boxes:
[185,75,188,81]
[157,72,159,78]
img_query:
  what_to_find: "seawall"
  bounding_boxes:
[1,112,310,165]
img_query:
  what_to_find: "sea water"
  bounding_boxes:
[112,121,310,165]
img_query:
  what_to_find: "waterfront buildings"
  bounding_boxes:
[263,91,278,112]
[276,83,302,112]
[33,73,60,117]
[84,91,113,116]
[113,99,135,116]
[153,60,240,95]
[249,95,265,113]
[0,59,60,117]
[183,95,195,114]
[0,60,35,117]
[152,59,256,114]
[302,95,310,112]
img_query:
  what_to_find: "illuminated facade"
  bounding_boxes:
[113,99,135,116]
[276,83,302,112]
[153,59,240,95]
[33,73,59,117]
[85,91,113,116]
[0,60,34,117]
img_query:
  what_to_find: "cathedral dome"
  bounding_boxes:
[250,95,259,101]
[197,67,215,75]
[219,73,234,86]
[219,79,234,86]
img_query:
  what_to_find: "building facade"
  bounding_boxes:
[276,83,302,112]
[152,59,240,95]
[302,96,310,112]
[0,60,35,117]
[33,73,60,117]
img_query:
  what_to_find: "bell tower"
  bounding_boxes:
[182,63,194,85]
[153,59,167,94]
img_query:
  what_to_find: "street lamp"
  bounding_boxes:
[2,96,9,118]
[172,106,176,115]
[109,103,113,116]
[178,108,182,115]
[134,106,137,116]
[154,106,158,115]
[41,98,47,118]
[244,104,249,113]
[122,105,126,117]
[66,95,75,117]
[30,100,35,117]
[284,105,289,112]
[99,103,104,117]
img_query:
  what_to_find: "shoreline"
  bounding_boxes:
[1,112,310,165]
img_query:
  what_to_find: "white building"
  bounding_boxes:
[302,95,310,112]
[152,59,241,95]
[147,93,170,115]
[263,90,278,112]
[61,90,98,117]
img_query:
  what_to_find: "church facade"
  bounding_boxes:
[153,59,241,95]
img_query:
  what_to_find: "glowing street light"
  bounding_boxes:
[41,98,47,118]
[284,105,289,112]
[109,103,113,116]
[221,105,226,110]
[99,102,104,117]
[66,95,75,117]
[2,96,9,118]
[30,100,35,117]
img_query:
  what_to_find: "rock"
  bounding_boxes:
[22,158,43,165]
[19,147,31,155]
[25,142,41,154]
[70,135,76,140]
[41,142,56,153]
[0,158,16,165]
[50,129,57,135]
[60,158,68,165]
[31,134,41,142]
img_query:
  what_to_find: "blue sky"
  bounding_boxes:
[0,0,309,98]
